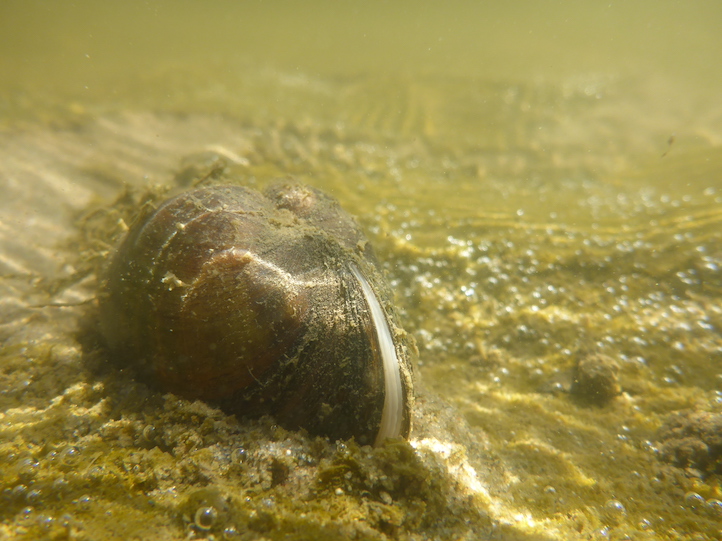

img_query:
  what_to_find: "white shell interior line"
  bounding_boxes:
[349,263,404,446]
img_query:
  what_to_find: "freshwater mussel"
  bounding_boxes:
[99,182,413,446]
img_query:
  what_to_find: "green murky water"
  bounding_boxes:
[2,2,722,539]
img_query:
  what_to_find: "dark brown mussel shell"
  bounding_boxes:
[99,182,413,445]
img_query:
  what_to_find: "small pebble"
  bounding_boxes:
[570,353,620,405]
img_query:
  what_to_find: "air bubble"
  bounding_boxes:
[223,526,243,539]
[605,500,626,515]
[142,424,157,442]
[61,446,82,468]
[684,492,705,510]
[706,499,722,517]
[194,506,219,531]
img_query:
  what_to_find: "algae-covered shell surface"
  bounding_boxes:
[3,4,722,540]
